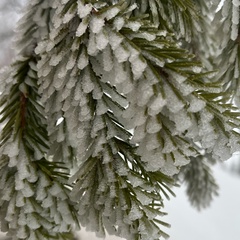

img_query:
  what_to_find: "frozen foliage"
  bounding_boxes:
[0,1,78,239]
[1,0,240,240]
[181,155,219,210]
[200,0,240,108]
[215,0,240,41]
[0,58,78,239]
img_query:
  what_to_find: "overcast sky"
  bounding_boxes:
[165,163,240,240]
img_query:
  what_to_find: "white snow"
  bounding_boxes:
[96,99,108,115]
[105,6,120,20]
[148,94,167,116]
[17,225,28,239]
[231,23,239,40]
[128,202,143,221]
[144,133,161,151]
[22,182,35,198]
[136,190,152,205]
[26,214,41,230]
[15,173,25,191]
[109,31,123,50]
[146,116,162,134]
[16,191,25,207]
[4,141,19,159]
[96,30,109,51]
[233,0,240,6]
[125,21,142,32]
[87,31,99,56]
[173,110,192,133]
[78,1,92,18]
[164,83,185,113]
[128,173,144,187]
[18,210,27,226]
[137,83,154,107]
[66,51,78,70]
[130,55,147,80]
[90,16,105,34]
[114,44,130,63]
[42,194,54,208]
[78,47,89,70]
[23,198,35,214]
[76,18,89,37]
[113,17,125,31]
[49,53,62,66]
[216,0,226,12]
[162,133,177,154]
[103,45,114,71]
[81,67,95,93]
[188,96,206,112]
[48,182,62,196]
[62,10,76,24]
[114,61,127,84]
[5,195,16,221]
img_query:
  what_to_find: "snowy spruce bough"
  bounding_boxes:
[0,0,240,239]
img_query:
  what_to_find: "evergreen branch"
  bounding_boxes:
[1,0,237,239]
[179,155,219,210]
[0,55,79,239]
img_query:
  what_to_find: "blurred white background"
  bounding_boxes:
[164,162,240,240]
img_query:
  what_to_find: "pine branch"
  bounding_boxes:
[120,18,240,164]
[1,0,240,240]
[195,1,240,105]
[127,0,200,41]
[35,1,178,239]
[179,154,219,210]
[0,56,79,240]
[70,139,174,240]
[0,1,79,239]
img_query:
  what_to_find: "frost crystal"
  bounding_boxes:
[105,6,120,20]
[146,116,162,134]
[109,31,123,50]
[2,0,240,239]
[188,96,206,112]
[128,202,143,221]
[148,94,167,116]
[113,17,125,30]
[78,1,92,18]
[4,142,19,159]
[130,55,147,80]
[114,44,130,63]
[90,16,105,34]
[76,18,89,37]
[125,21,142,32]
[27,214,41,230]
